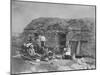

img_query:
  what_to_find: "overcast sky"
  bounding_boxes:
[12,0,95,33]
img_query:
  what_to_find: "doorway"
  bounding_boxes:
[58,33,66,52]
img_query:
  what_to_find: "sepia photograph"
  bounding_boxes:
[11,0,96,74]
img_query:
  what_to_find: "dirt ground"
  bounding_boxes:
[11,56,95,74]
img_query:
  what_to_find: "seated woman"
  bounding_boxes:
[28,44,36,56]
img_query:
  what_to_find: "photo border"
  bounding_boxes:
[10,0,96,74]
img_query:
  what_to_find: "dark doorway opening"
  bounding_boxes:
[58,33,66,53]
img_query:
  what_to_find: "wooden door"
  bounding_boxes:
[69,41,78,56]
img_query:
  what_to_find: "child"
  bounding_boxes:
[63,45,71,59]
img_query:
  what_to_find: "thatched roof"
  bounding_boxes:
[23,17,94,42]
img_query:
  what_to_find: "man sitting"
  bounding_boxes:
[38,33,46,47]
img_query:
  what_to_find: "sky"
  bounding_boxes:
[12,0,95,33]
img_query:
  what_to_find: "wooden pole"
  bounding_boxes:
[76,41,80,55]
[55,32,58,48]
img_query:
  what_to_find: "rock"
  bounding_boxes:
[53,59,58,61]
[37,69,48,72]
[91,65,95,69]
[45,58,49,61]
[36,59,40,62]
[58,66,72,70]
[76,58,86,65]
[71,63,88,70]
[87,65,95,69]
